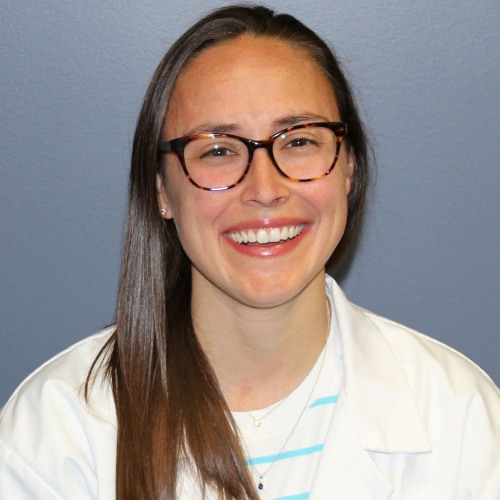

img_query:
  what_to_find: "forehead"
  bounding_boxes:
[165,35,339,137]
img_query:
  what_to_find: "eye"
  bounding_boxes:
[199,145,236,159]
[285,137,318,148]
[281,132,322,152]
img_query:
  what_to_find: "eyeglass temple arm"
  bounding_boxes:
[159,141,173,153]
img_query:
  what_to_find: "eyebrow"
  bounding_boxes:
[182,113,332,137]
[272,113,331,129]
[184,123,240,136]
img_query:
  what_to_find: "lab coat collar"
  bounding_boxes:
[308,279,432,498]
[327,276,432,453]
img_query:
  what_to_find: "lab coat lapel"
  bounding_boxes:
[329,279,432,453]
[309,396,393,499]
[309,278,433,498]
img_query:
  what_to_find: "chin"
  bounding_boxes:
[231,270,322,309]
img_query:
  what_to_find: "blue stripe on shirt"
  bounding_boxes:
[246,444,324,466]
[273,493,309,500]
[308,394,338,408]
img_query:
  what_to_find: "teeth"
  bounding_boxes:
[257,228,269,244]
[269,228,281,243]
[228,225,304,245]
[248,229,257,243]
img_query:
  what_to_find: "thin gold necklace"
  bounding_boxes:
[247,335,329,491]
[225,301,332,429]
[247,398,289,427]
[227,377,300,428]
[243,302,331,491]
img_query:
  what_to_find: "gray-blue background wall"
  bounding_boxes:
[1,0,499,406]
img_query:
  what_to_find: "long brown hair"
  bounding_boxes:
[87,4,371,498]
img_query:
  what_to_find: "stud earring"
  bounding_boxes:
[160,208,167,217]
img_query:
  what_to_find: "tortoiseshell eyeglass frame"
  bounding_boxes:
[158,121,348,191]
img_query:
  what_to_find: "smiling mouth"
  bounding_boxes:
[227,225,305,245]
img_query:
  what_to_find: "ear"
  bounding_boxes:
[156,173,174,219]
[345,147,356,195]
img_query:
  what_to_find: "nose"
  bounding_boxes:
[240,147,290,206]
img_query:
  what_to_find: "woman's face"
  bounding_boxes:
[158,35,354,309]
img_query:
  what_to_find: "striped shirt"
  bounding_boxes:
[232,312,342,500]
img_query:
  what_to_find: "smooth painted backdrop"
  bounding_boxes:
[1,0,499,406]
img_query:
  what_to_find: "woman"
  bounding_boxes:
[1,5,499,499]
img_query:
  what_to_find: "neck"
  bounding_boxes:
[191,270,330,411]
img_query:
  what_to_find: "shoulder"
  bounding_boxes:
[326,275,499,399]
[1,326,115,423]
[363,307,500,400]
[0,326,117,435]
[327,276,500,495]
[350,304,500,496]
[326,274,500,443]
[0,327,117,498]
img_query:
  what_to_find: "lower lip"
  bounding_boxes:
[223,228,307,257]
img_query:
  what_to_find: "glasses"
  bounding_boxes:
[158,122,348,191]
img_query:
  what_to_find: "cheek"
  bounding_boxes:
[171,191,227,246]
[329,164,351,216]
[310,182,350,250]
[314,178,349,216]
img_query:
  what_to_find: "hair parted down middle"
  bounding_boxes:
[86,4,371,499]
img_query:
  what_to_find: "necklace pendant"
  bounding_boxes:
[258,480,264,490]
[253,419,261,427]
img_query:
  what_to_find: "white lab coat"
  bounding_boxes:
[1,276,499,499]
